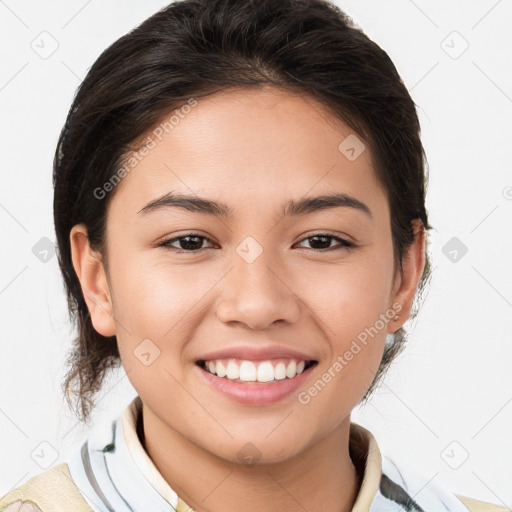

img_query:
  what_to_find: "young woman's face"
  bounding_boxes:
[73,86,422,464]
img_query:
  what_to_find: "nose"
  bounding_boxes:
[215,247,301,330]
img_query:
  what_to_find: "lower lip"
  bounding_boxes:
[196,363,316,406]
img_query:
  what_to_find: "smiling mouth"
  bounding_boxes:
[196,358,318,384]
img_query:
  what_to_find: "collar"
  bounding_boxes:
[121,395,382,512]
[67,395,470,512]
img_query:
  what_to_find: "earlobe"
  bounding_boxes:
[388,220,426,334]
[69,224,117,337]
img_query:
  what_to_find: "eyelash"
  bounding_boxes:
[158,232,356,253]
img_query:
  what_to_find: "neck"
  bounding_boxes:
[141,404,361,512]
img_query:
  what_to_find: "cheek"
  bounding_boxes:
[107,249,230,386]
[303,250,394,406]
[313,256,394,340]
[109,249,202,329]
[109,238,395,347]
[299,277,390,427]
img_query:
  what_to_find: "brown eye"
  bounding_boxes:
[295,234,355,251]
[158,232,355,253]
[159,234,214,252]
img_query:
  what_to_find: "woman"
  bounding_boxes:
[1,0,508,510]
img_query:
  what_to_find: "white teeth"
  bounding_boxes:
[216,361,227,378]
[226,360,240,379]
[285,360,297,379]
[274,362,287,380]
[257,361,275,382]
[239,361,257,381]
[203,358,312,383]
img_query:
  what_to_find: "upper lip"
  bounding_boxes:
[197,345,316,362]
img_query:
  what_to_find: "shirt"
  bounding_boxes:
[1,395,509,512]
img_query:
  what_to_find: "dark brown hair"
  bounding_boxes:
[54,0,431,424]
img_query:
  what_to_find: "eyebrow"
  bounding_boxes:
[137,191,372,219]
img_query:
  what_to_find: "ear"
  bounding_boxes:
[388,220,426,333]
[69,224,116,337]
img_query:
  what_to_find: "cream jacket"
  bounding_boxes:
[1,396,509,512]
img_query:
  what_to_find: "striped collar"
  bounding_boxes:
[66,395,469,512]
[120,395,382,511]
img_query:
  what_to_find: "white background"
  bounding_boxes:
[1,0,511,506]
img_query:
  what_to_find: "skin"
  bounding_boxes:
[70,86,425,512]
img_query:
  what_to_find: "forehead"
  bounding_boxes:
[108,86,386,220]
